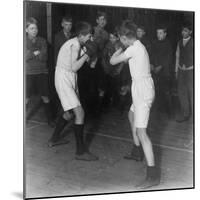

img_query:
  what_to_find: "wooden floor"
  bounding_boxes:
[24,102,194,199]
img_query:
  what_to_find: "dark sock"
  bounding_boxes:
[147,166,159,180]
[50,115,67,142]
[74,124,85,155]
[135,166,160,188]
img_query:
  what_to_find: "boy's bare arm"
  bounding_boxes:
[71,45,89,72]
[72,54,89,72]
[110,48,129,65]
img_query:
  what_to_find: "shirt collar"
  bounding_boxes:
[183,36,191,41]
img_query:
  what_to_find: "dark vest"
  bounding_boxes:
[178,38,193,68]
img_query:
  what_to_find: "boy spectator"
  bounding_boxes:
[53,15,73,120]
[136,25,151,55]
[151,25,173,118]
[175,23,193,122]
[54,15,73,64]
[101,27,124,108]
[92,11,109,112]
[25,17,54,126]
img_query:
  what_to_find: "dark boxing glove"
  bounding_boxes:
[84,40,97,58]
[115,41,127,51]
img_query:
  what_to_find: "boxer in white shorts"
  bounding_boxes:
[110,20,160,189]
[49,21,98,161]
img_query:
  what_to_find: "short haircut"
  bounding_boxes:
[108,26,119,37]
[182,21,193,31]
[26,17,37,28]
[137,25,146,32]
[118,20,138,38]
[96,11,107,20]
[156,24,167,33]
[75,21,92,36]
[121,19,133,26]
[62,15,72,23]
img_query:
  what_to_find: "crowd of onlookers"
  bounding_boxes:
[25,11,193,125]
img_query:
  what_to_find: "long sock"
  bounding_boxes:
[50,115,67,142]
[74,124,85,155]
[147,166,159,180]
[135,166,160,188]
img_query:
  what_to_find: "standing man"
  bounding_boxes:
[175,23,193,122]
[136,25,151,55]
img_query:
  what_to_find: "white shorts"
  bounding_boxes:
[55,67,81,111]
[130,77,155,128]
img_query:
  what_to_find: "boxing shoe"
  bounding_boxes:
[124,145,144,161]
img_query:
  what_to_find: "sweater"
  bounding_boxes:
[26,36,48,75]
[151,38,173,77]
[139,36,152,56]
[93,26,109,58]
[102,41,124,77]
[178,38,193,68]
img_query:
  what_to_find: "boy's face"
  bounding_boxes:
[182,27,192,39]
[96,16,107,28]
[62,21,72,33]
[109,33,118,44]
[79,33,92,45]
[137,28,145,39]
[156,29,167,41]
[26,24,38,38]
[119,35,129,48]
